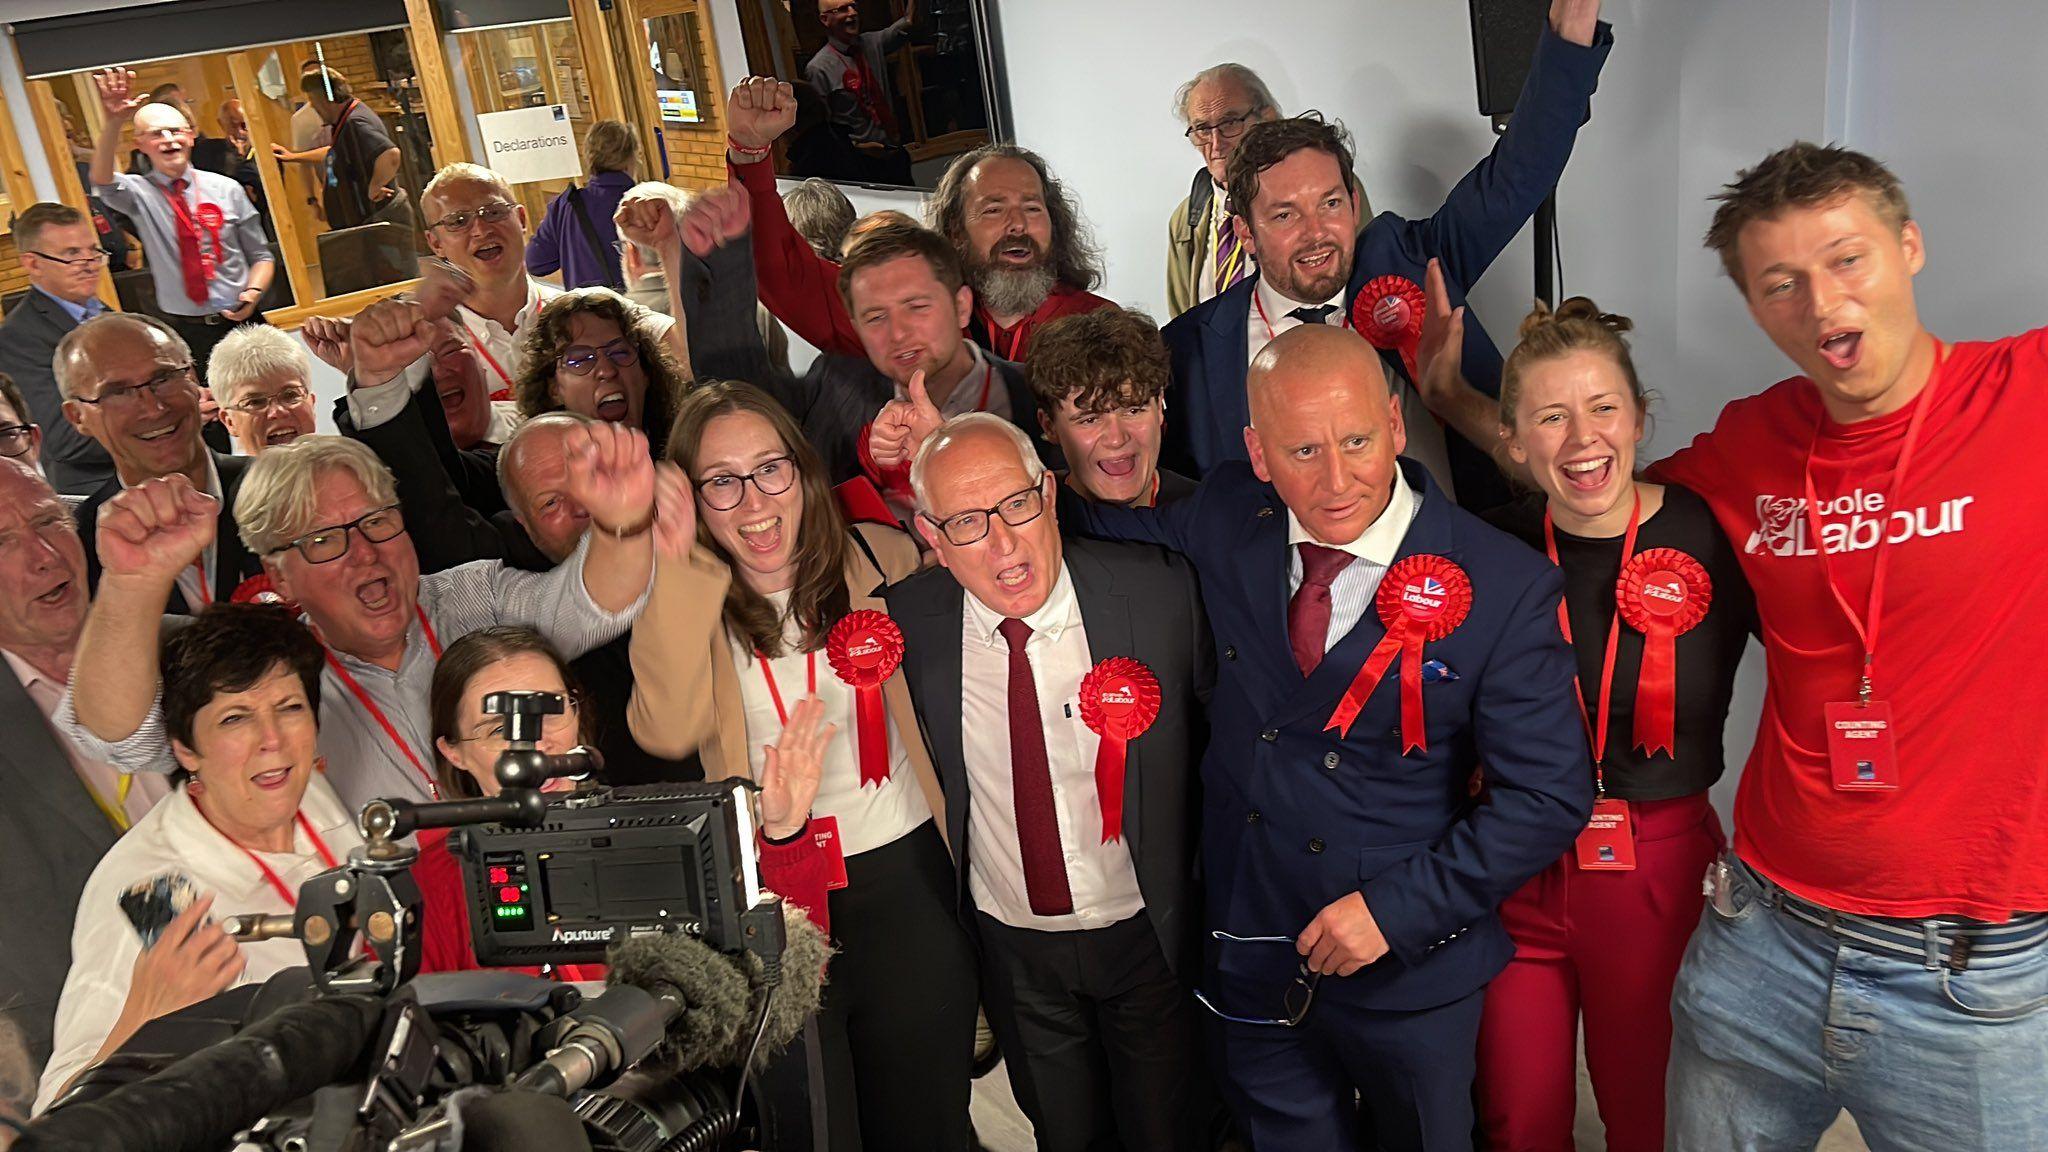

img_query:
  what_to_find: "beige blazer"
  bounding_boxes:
[626,523,950,849]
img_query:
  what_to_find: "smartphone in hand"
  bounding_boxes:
[118,872,202,948]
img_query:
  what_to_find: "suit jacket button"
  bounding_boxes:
[1260,729,1278,742]
[1322,751,1339,770]
[1247,810,1262,824]
[1224,646,1237,661]
[1308,838,1325,854]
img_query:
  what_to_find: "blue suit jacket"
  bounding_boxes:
[1160,23,1613,510]
[1065,460,1591,1011]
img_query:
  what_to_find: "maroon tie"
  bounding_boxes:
[1288,543,1356,676]
[998,617,1073,916]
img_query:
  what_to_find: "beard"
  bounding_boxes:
[969,237,1057,318]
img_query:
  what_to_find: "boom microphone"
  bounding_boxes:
[18,994,384,1152]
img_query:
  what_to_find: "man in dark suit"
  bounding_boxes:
[884,414,1211,1151]
[0,203,118,496]
[58,314,260,611]
[1064,326,1590,1150]
[1160,0,1609,511]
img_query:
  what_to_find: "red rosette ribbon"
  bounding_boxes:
[1616,548,1712,758]
[1326,555,1472,752]
[230,572,298,613]
[1352,274,1427,379]
[824,610,906,787]
[1078,657,1161,844]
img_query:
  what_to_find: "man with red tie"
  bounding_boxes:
[87,68,274,380]
[884,414,1212,1150]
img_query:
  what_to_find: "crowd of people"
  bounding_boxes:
[4,0,2044,1148]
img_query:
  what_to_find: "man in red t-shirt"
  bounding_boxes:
[1651,142,2048,1151]
[721,77,1114,363]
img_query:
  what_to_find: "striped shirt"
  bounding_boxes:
[1286,476,1422,654]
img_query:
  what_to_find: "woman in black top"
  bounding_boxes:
[1474,299,1755,1152]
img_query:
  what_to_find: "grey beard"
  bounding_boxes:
[972,262,1056,318]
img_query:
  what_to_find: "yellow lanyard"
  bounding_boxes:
[88,773,137,833]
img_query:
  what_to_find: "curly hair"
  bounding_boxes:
[1026,307,1169,415]
[1225,112,1358,221]
[1703,142,1911,289]
[513,288,686,454]
[925,144,1103,292]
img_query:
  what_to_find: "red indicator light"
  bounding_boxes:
[488,867,510,885]
[498,885,522,904]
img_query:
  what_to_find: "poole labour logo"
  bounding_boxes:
[1744,490,1974,557]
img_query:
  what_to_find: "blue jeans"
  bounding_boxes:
[1666,855,2048,1151]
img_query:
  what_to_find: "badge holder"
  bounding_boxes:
[1575,791,1637,871]
[811,815,850,891]
[1827,675,1899,791]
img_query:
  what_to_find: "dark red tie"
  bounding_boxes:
[162,178,208,305]
[998,617,1073,916]
[1288,543,1356,676]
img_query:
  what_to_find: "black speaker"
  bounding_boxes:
[1468,0,1550,118]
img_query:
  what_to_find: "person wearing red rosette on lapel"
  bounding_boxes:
[1471,298,1755,1152]
[1059,323,1589,1151]
[626,380,978,1152]
[885,413,1212,1151]
[86,69,274,389]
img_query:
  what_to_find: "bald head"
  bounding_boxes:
[911,413,1059,620]
[499,414,592,563]
[0,455,50,500]
[1244,325,1406,547]
[1247,324,1389,429]
[0,455,89,661]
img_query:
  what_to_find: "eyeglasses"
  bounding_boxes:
[0,424,36,458]
[921,481,1046,547]
[1185,110,1259,144]
[28,248,109,268]
[696,455,797,512]
[226,386,312,416]
[1192,932,1322,1027]
[427,201,518,234]
[135,126,190,142]
[74,364,198,412]
[557,338,640,377]
[271,504,407,564]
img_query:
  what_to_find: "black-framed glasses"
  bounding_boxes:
[696,455,797,512]
[270,504,407,564]
[225,386,312,416]
[1185,110,1259,144]
[427,201,518,234]
[557,339,640,377]
[921,481,1046,547]
[1193,931,1321,1027]
[74,364,198,412]
[28,248,109,268]
[0,423,36,458]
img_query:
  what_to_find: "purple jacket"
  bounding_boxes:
[525,169,634,289]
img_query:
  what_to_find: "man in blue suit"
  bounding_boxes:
[1160,0,1609,511]
[1065,325,1591,1150]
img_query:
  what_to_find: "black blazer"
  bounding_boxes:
[883,535,1214,973]
[0,289,117,496]
[76,451,260,613]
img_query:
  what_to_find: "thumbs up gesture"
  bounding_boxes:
[867,370,944,472]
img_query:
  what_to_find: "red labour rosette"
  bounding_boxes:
[1616,548,1712,758]
[1352,274,1427,379]
[1326,555,1473,752]
[1078,657,1161,844]
[824,610,906,787]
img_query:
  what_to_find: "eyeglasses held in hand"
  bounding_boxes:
[920,481,1046,547]
[75,364,198,412]
[427,201,518,234]
[557,338,640,377]
[226,386,312,416]
[0,424,36,458]
[696,455,797,512]
[1193,931,1322,1027]
[271,505,407,564]
[29,248,109,268]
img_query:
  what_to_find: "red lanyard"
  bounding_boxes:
[755,649,816,726]
[321,605,445,795]
[459,292,540,392]
[976,303,1035,362]
[203,809,340,908]
[190,550,213,606]
[1544,492,1641,795]
[1800,344,1945,705]
[1253,289,1350,342]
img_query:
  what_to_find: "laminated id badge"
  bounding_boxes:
[811,815,850,891]
[1825,700,1899,790]
[1574,798,1637,871]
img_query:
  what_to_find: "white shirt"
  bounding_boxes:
[34,775,364,1112]
[959,565,1145,931]
[1286,476,1422,653]
[120,455,221,610]
[451,279,566,397]
[728,590,930,858]
[1246,276,1459,500]
[3,649,172,831]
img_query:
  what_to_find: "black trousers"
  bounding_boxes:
[815,820,979,1152]
[975,910,1204,1152]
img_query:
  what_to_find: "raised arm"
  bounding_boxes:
[88,68,149,192]
[1413,259,1524,483]
[627,464,727,759]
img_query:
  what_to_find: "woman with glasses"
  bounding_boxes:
[513,289,687,457]
[0,373,46,469]
[207,325,316,455]
[629,381,978,1152]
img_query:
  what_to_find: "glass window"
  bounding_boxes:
[455,19,601,243]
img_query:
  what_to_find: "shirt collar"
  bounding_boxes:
[1285,474,1415,565]
[1,648,56,695]
[964,560,1081,649]
[31,284,102,325]
[1253,275,1345,332]
[146,166,197,190]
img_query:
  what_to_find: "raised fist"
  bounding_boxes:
[867,370,943,472]
[562,421,656,534]
[349,299,436,390]
[726,77,797,155]
[650,461,699,562]
[415,257,475,323]
[676,181,752,258]
[300,316,354,374]
[93,68,149,123]
[615,195,680,263]
[97,475,219,587]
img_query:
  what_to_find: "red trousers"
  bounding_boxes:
[1476,792,1723,1152]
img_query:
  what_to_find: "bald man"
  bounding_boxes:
[1060,325,1590,1150]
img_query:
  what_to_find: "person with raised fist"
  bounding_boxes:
[57,429,662,814]
[724,77,1113,364]
[86,68,274,381]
